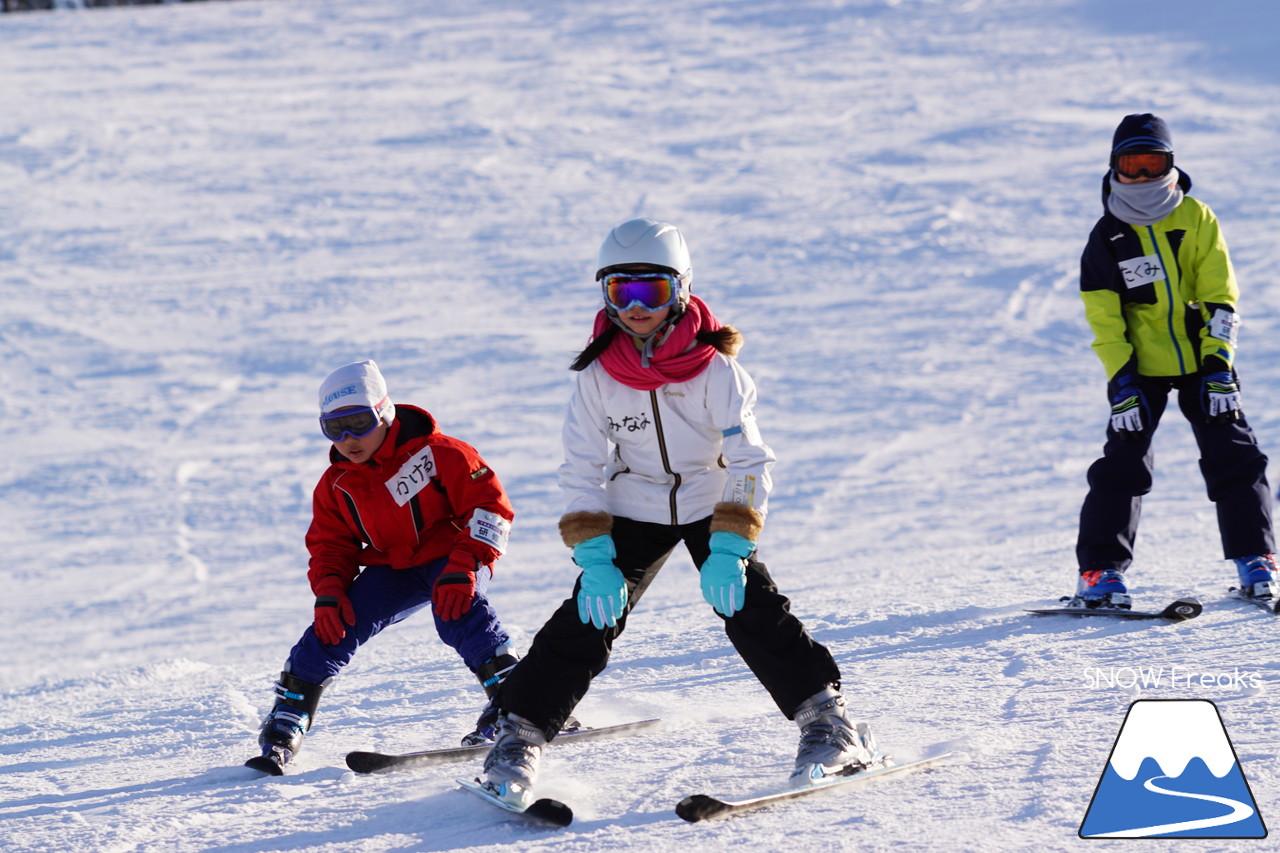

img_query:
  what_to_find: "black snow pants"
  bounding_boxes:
[1077,373,1274,573]
[496,515,842,741]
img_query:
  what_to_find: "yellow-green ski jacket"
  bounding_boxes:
[1080,171,1239,381]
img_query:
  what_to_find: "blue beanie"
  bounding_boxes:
[1112,113,1173,154]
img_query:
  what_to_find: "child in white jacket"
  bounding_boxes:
[479,218,882,806]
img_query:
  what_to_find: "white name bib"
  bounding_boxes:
[385,447,438,506]
[1118,254,1164,289]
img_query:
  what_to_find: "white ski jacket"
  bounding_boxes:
[559,353,775,527]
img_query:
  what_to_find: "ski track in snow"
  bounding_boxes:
[2,0,1279,851]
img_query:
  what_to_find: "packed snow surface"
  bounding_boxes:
[2,1,1278,850]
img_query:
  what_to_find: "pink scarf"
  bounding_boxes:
[593,296,722,390]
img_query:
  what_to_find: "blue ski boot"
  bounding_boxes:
[1075,569,1131,609]
[1234,554,1279,601]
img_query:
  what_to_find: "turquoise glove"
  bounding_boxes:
[701,531,754,617]
[574,535,627,629]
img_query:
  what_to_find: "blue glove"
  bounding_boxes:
[1203,370,1241,423]
[574,535,626,629]
[700,531,754,617]
[1107,371,1148,439]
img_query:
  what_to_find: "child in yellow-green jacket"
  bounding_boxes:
[1074,114,1277,607]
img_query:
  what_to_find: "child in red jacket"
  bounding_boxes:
[247,360,519,774]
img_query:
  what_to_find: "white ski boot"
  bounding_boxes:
[481,713,547,807]
[790,687,882,788]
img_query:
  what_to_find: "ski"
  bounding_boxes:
[1026,596,1201,621]
[1229,588,1280,614]
[244,751,287,776]
[456,777,573,827]
[675,753,951,822]
[345,718,660,774]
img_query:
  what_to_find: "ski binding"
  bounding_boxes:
[244,748,288,776]
[1229,587,1280,614]
[456,777,572,826]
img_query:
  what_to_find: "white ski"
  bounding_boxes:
[675,752,951,822]
[456,777,573,827]
[346,718,659,774]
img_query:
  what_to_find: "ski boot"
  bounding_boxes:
[246,670,328,775]
[460,647,581,746]
[790,687,882,788]
[461,646,520,746]
[481,712,547,807]
[1234,554,1279,601]
[1071,569,1131,609]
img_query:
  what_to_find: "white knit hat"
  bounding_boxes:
[318,360,396,425]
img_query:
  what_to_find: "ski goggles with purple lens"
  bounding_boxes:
[320,406,382,442]
[601,272,682,312]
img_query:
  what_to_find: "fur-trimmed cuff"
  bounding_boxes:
[709,502,763,542]
[558,511,613,548]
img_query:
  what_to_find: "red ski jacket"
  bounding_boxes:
[305,405,514,598]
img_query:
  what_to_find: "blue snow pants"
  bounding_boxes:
[285,557,510,685]
[1076,373,1275,573]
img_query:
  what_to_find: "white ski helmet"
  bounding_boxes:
[595,218,692,290]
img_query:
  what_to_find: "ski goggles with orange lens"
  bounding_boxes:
[602,272,682,312]
[320,406,381,442]
[1111,151,1174,180]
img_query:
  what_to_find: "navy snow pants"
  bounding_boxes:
[285,557,509,685]
[1076,373,1274,573]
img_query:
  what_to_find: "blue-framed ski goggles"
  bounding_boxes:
[601,272,683,313]
[320,405,382,442]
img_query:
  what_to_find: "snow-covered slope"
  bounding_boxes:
[2,1,1278,850]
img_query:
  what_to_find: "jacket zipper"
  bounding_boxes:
[337,483,375,548]
[1147,224,1188,375]
[648,389,681,525]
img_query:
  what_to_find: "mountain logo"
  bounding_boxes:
[1079,699,1267,839]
